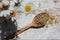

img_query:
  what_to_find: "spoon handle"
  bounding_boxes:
[16,24,32,35]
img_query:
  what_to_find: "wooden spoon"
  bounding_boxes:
[16,12,50,35]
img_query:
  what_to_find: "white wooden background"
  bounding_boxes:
[14,0,60,40]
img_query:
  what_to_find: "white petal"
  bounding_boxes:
[2,0,9,5]
[0,3,2,8]
[9,7,14,10]
[9,1,15,6]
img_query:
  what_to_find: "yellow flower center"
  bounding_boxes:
[24,4,31,12]
[0,0,3,2]
[10,10,16,17]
